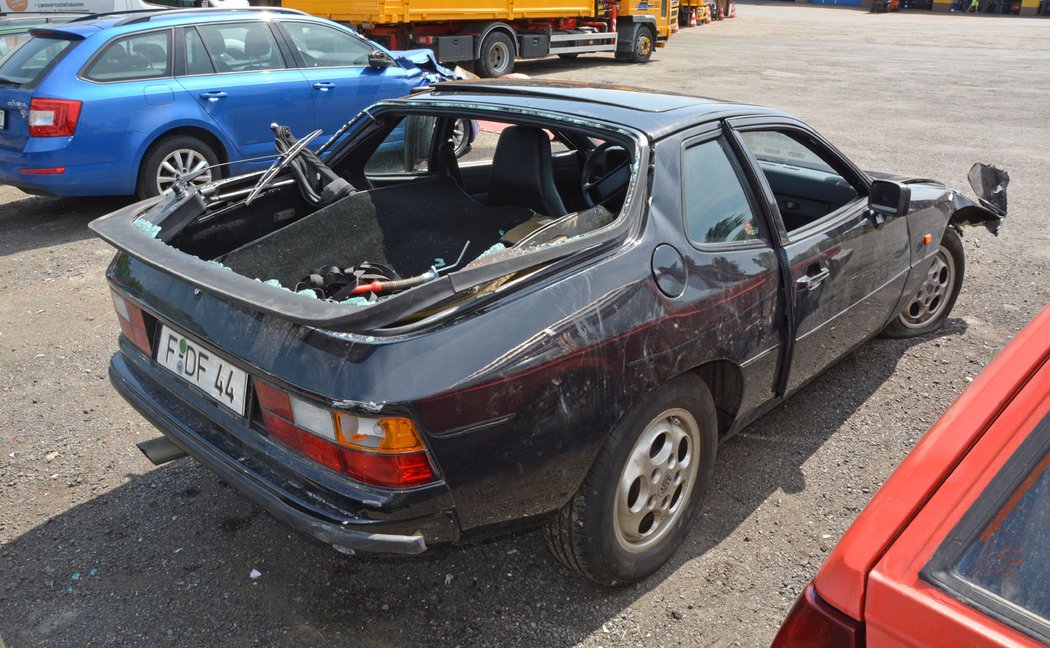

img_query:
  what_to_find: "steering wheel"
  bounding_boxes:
[581,141,631,208]
[245,127,323,205]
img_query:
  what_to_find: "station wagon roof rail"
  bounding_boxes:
[114,6,309,25]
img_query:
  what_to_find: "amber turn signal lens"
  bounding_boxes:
[334,414,425,453]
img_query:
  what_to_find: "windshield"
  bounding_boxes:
[0,35,76,86]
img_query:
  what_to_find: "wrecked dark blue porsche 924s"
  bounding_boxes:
[90,81,1007,585]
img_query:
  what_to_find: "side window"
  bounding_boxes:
[738,129,862,233]
[364,116,438,176]
[0,32,32,59]
[282,22,373,67]
[197,22,284,73]
[682,139,760,245]
[84,31,171,82]
[183,28,214,76]
[923,414,1050,641]
[0,36,76,85]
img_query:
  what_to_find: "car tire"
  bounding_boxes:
[477,32,515,78]
[137,135,221,200]
[616,25,655,64]
[451,118,472,157]
[881,227,965,338]
[543,374,718,586]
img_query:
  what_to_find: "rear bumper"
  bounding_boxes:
[108,342,458,555]
[0,142,135,196]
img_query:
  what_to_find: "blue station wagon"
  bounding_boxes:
[0,8,451,198]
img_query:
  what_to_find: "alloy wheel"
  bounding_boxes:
[614,408,701,553]
[156,148,213,194]
[898,245,957,329]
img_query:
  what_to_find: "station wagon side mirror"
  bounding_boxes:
[368,50,395,69]
[868,179,911,218]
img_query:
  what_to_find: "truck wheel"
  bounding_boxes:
[543,374,718,586]
[137,134,220,200]
[615,25,655,64]
[881,228,965,338]
[629,26,655,63]
[477,31,515,77]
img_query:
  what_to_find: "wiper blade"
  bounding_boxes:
[0,76,23,85]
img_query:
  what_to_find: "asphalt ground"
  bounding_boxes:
[1,4,1048,646]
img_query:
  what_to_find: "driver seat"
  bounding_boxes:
[487,126,567,217]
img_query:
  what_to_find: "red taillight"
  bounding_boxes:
[255,380,437,488]
[28,98,82,137]
[19,167,66,175]
[339,449,435,488]
[255,382,293,421]
[772,584,864,648]
[111,291,151,356]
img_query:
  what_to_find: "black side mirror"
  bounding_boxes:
[368,50,394,69]
[868,179,911,218]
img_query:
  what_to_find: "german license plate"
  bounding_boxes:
[156,325,248,416]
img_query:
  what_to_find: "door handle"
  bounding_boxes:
[796,266,830,291]
[312,82,335,91]
[199,91,227,102]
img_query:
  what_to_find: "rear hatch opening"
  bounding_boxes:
[92,104,646,333]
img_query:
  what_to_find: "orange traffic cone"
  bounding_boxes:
[689,8,697,26]
[729,0,736,17]
[717,4,724,19]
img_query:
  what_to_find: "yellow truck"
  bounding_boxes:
[285,0,676,76]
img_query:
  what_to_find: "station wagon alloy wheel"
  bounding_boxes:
[614,408,700,552]
[156,148,213,193]
[138,134,221,199]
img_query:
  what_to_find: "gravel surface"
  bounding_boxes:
[1,5,1048,646]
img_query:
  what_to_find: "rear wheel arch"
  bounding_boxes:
[471,22,518,60]
[692,359,744,436]
[543,371,719,584]
[136,127,229,199]
[141,126,229,170]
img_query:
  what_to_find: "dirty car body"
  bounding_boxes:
[90,81,1007,585]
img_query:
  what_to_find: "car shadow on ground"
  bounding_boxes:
[0,321,966,647]
[0,194,129,258]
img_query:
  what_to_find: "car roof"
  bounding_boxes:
[406,80,785,139]
[33,7,309,39]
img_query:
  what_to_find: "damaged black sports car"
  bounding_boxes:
[90,81,1008,585]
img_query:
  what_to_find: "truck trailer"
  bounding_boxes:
[284,0,676,76]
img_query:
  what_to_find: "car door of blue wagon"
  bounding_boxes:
[174,21,314,172]
[275,20,416,143]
